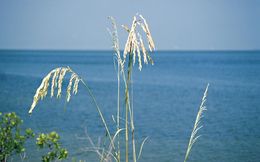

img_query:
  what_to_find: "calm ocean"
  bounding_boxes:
[0,50,260,162]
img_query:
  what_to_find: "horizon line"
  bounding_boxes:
[0,49,260,52]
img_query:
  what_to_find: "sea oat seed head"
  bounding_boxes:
[123,16,137,61]
[51,68,61,97]
[108,16,125,73]
[139,15,155,52]
[121,15,155,71]
[29,67,81,114]
[41,72,53,98]
[138,33,148,65]
[29,80,45,114]
[29,68,57,114]
[132,31,139,66]
[66,73,77,102]
[73,77,80,95]
[135,36,141,69]
[57,68,68,98]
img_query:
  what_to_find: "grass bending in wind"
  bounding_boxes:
[184,83,209,162]
[28,66,117,160]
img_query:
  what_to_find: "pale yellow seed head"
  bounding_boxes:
[130,33,140,70]
[121,15,155,71]
[51,68,61,97]
[136,43,141,70]
[42,73,51,98]
[73,77,80,95]
[123,16,137,62]
[66,73,77,102]
[138,33,148,65]
[132,31,138,65]
[28,67,80,114]
[29,81,45,114]
[57,68,68,98]
[29,68,57,114]
[139,15,155,52]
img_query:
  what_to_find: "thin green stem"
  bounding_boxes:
[125,92,129,162]
[131,70,137,162]
[117,61,121,162]
[125,53,137,162]
[125,54,133,162]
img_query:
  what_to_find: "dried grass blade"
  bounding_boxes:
[137,137,149,160]
[184,83,209,162]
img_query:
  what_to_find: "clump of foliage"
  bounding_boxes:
[0,112,34,162]
[0,112,68,162]
[36,131,68,162]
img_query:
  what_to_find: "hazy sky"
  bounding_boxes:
[0,0,259,50]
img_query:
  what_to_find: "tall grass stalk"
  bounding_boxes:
[184,83,209,162]
[116,59,121,162]
[125,54,133,162]
[109,14,155,162]
[108,16,123,162]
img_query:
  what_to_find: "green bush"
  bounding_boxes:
[36,131,68,162]
[0,112,68,162]
[0,112,34,162]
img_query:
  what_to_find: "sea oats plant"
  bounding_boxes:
[29,67,80,114]
[108,14,155,162]
[28,14,209,162]
[29,14,155,162]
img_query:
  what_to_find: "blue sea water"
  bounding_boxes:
[0,50,260,162]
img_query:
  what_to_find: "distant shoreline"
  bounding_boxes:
[0,49,259,53]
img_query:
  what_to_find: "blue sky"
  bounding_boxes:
[0,0,259,50]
